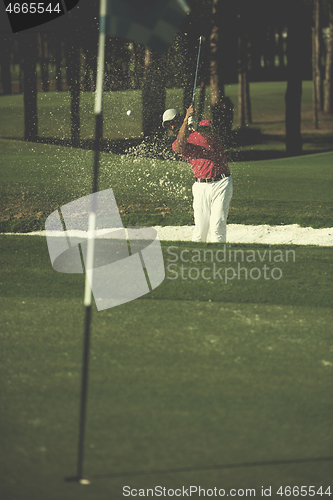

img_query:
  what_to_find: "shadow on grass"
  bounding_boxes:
[73,456,333,480]
[4,132,333,163]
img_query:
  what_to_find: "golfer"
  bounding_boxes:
[162,105,233,243]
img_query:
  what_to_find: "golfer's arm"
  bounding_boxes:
[174,118,190,154]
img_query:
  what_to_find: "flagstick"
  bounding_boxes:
[75,0,107,484]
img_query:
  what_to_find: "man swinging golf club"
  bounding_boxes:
[162,105,233,243]
[162,35,233,243]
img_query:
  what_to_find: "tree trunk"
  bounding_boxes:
[312,24,319,128]
[265,26,276,69]
[55,37,63,91]
[19,57,23,93]
[0,35,12,95]
[142,49,166,137]
[285,1,309,156]
[21,33,38,141]
[181,33,194,114]
[210,0,235,140]
[131,42,144,90]
[277,24,285,70]
[39,32,49,92]
[198,80,206,122]
[313,0,323,118]
[210,0,224,110]
[82,51,92,92]
[245,76,252,124]
[249,25,263,79]
[238,72,251,126]
[238,71,246,128]
[238,2,251,127]
[65,13,81,147]
[324,0,333,113]
[70,42,81,147]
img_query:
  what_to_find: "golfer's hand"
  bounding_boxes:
[185,105,195,121]
[186,105,197,131]
[174,106,194,154]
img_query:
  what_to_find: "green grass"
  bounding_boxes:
[1,81,332,499]
[0,138,332,231]
[0,89,144,140]
[1,82,332,154]
[0,235,332,499]
[2,237,332,308]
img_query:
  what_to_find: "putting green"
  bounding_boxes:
[0,236,332,499]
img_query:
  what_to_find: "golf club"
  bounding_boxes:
[192,36,204,105]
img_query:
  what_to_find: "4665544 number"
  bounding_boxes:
[5,3,61,14]
[277,486,331,497]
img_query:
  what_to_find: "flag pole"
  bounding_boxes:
[68,0,191,484]
[75,0,107,484]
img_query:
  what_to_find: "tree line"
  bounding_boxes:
[0,0,332,155]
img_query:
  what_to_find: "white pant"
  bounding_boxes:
[192,176,233,243]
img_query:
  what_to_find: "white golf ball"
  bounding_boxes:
[79,479,91,485]
[127,110,132,116]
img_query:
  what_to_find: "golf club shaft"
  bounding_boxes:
[192,36,203,105]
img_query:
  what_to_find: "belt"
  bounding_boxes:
[195,172,230,183]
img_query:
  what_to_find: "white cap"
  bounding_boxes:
[162,109,179,127]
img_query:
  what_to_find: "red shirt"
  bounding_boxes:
[172,119,230,179]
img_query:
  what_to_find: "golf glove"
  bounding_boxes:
[188,115,198,131]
